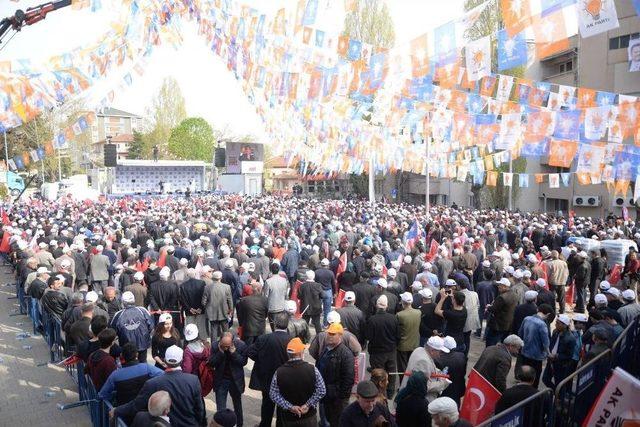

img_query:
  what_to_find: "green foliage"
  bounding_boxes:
[127,131,147,159]
[167,117,215,161]
[481,157,527,209]
[349,173,369,197]
[0,184,7,199]
[343,0,395,48]
[145,76,187,159]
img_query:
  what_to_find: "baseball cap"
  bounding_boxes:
[287,337,306,354]
[122,291,135,304]
[622,289,636,301]
[445,279,457,287]
[428,397,459,415]
[426,336,450,353]
[165,345,183,364]
[482,260,491,268]
[411,281,423,291]
[184,324,199,341]
[387,268,397,278]
[344,291,356,302]
[159,313,172,323]
[356,380,379,398]
[326,323,344,334]
[376,295,388,308]
[377,278,388,288]
[419,288,433,299]
[327,311,341,324]
[85,291,99,303]
[212,271,223,280]
[505,266,515,275]
[443,336,457,351]
[599,281,611,291]
[524,290,538,301]
[498,278,511,287]
[536,278,546,287]
[557,314,571,326]
[573,313,589,323]
[400,292,413,304]
[159,267,171,279]
[605,288,620,298]
[36,267,50,274]
[594,293,607,305]
[320,258,330,266]
[513,270,523,279]
[133,271,144,281]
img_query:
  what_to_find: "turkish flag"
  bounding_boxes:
[426,239,439,262]
[336,252,348,278]
[460,369,502,425]
[334,289,346,309]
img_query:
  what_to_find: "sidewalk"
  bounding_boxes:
[0,266,89,427]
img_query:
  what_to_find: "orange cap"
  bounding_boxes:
[287,337,306,353]
[326,322,344,335]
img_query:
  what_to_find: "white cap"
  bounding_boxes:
[327,311,341,324]
[411,281,423,291]
[524,290,538,301]
[445,279,457,287]
[179,258,188,266]
[184,324,199,341]
[305,270,315,281]
[85,291,99,303]
[523,270,532,278]
[61,259,71,268]
[344,291,356,302]
[428,397,458,415]
[557,314,571,326]
[482,260,491,268]
[38,242,47,248]
[164,345,184,364]
[536,278,546,287]
[419,288,433,299]
[505,266,515,275]
[122,291,135,303]
[36,267,50,274]
[404,255,412,263]
[159,267,171,279]
[321,258,330,266]
[606,288,620,298]
[201,265,213,274]
[498,278,511,287]
[285,300,298,314]
[577,251,588,258]
[573,313,589,323]
[511,253,519,260]
[443,336,457,351]
[159,313,172,323]
[376,295,388,308]
[527,254,538,263]
[622,289,636,301]
[377,278,388,288]
[513,270,523,279]
[387,268,397,278]
[594,293,607,305]
[224,259,234,268]
[96,245,104,252]
[599,281,611,291]
[133,271,144,281]
[400,292,413,304]
[426,336,450,353]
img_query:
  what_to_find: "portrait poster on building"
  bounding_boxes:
[629,38,640,72]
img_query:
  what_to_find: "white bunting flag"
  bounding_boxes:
[465,35,491,81]
[578,0,620,38]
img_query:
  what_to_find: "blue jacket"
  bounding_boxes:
[116,370,206,427]
[98,361,164,403]
[281,248,299,279]
[209,338,248,392]
[519,315,550,361]
[110,306,154,352]
[550,329,577,362]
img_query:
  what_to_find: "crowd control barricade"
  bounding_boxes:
[611,316,640,378]
[477,389,553,427]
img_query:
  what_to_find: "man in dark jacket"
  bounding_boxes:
[41,275,69,318]
[435,336,467,406]
[113,345,207,427]
[222,259,241,305]
[542,314,577,389]
[573,251,591,313]
[352,272,376,313]
[511,290,539,335]
[316,258,337,327]
[209,332,248,427]
[473,334,524,393]
[369,278,399,316]
[236,281,269,345]
[110,291,154,363]
[485,278,518,347]
[68,303,94,347]
[299,270,324,333]
[336,291,365,345]
[86,328,118,390]
[247,312,291,427]
[495,366,544,427]
[316,323,354,427]
[589,250,607,306]
[148,267,181,327]
[365,295,399,398]
[281,244,300,284]
[99,286,122,321]
[130,390,172,427]
[179,269,208,341]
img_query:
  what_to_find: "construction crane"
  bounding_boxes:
[0,0,72,47]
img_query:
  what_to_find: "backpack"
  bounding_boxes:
[197,346,214,397]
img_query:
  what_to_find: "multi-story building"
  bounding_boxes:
[88,108,142,166]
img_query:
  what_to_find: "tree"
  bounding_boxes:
[167,117,215,161]
[343,0,395,198]
[464,0,527,209]
[144,76,187,159]
[127,131,147,159]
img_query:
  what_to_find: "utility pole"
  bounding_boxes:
[425,137,430,217]
[3,131,8,185]
[508,150,513,210]
[368,155,375,206]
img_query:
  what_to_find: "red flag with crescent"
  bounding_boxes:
[460,369,502,425]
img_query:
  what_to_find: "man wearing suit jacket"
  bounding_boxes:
[130,390,172,427]
[246,312,291,427]
[495,366,544,427]
[90,245,111,295]
[113,346,206,427]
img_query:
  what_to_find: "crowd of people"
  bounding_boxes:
[5,194,640,427]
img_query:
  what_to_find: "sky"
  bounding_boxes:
[0,0,465,140]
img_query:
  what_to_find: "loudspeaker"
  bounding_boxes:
[214,147,226,167]
[104,144,117,167]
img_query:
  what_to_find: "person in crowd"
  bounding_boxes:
[236,281,269,345]
[339,380,395,427]
[618,289,640,326]
[512,290,539,335]
[396,292,421,382]
[400,336,450,401]
[264,262,289,330]
[574,251,592,313]
[473,334,524,393]
[270,337,326,427]
[90,245,111,295]
[315,258,336,327]
[495,366,544,427]
[210,409,238,427]
[149,266,181,326]
[435,289,467,353]
[130,390,172,427]
[394,371,430,427]
[437,336,467,406]
[41,274,69,318]
[335,291,365,345]
[27,266,50,300]
[113,345,207,427]
[299,270,324,333]
[110,291,154,363]
[209,331,248,427]
[68,302,94,347]
[86,328,118,390]
[284,299,311,343]
[182,323,210,378]
[202,269,234,341]
[100,286,123,321]
[365,295,399,398]
[543,314,577,389]
[369,368,390,409]
[310,311,361,359]
[427,396,472,427]
[99,342,164,408]
[545,250,569,314]
[485,278,518,347]
[247,312,291,427]
[458,277,480,357]
[369,278,399,316]
[151,312,182,370]
[125,271,147,307]
[180,268,208,341]
[518,304,554,387]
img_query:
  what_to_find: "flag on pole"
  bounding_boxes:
[460,369,502,425]
[336,251,347,278]
[405,220,423,251]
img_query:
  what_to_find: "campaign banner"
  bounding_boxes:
[582,367,640,426]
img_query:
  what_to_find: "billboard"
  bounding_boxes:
[225,142,264,174]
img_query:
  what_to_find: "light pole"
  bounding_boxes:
[3,131,8,186]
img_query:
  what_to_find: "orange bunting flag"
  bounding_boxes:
[532,10,569,59]
[435,61,460,89]
[479,75,497,97]
[577,87,597,109]
[548,139,578,168]
[535,173,545,183]
[410,34,430,78]
[486,171,498,186]
[337,36,349,57]
[615,180,630,196]
[501,0,532,37]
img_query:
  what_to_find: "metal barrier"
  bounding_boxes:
[612,316,640,378]
[477,389,553,427]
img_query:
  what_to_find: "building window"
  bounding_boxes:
[559,60,573,73]
[609,33,640,50]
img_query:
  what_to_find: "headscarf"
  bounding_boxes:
[394,370,428,404]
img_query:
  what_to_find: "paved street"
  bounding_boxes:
[0,259,506,427]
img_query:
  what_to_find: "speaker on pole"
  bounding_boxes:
[104,144,117,167]
[214,147,226,167]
